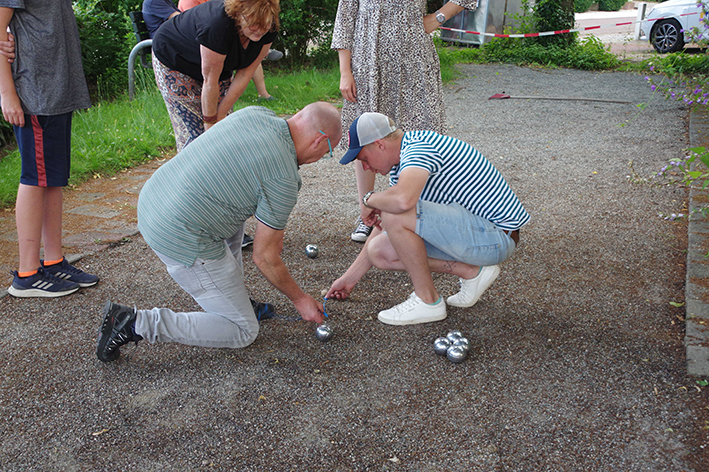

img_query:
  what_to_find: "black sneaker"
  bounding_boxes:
[350,217,373,242]
[241,234,254,248]
[96,301,143,363]
[42,257,99,287]
[250,298,275,321]
[8,268,80,298]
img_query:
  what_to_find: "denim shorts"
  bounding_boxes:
[415,200,516,266]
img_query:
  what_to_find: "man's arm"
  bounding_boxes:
[362,167,429,215]
[326,226,379,300]
[252,220,325,323]
[0,8,22,127]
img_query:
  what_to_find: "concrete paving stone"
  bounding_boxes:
[75,192,106,202]
[65,204,122,219]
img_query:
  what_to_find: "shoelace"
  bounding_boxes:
[392,293,421,313]
[38,269,72,284]
[355,221,370,233]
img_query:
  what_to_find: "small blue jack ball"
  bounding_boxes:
[305,244,319,259]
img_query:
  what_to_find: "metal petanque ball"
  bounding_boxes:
[304,244,319,259]
[447,345,468,363]
[446,330,463,343]
[315,324,333,342]
[452,337,471,352]
[433,337,451,356]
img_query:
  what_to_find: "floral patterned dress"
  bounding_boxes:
[331,0,478,144]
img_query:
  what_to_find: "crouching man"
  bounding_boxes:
[96,102,341,362]
[327,112,529,325]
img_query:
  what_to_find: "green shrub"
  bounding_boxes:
[574,0,595,13]
[437,34,618,71]
[274,0,339,67]
[598,0,626,11]
[73,0,140,100]
[533,0,576,46]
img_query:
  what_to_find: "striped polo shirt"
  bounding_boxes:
[390,130,530,231]
[138,107,301,266]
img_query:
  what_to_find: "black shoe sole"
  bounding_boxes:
[96,301,120,362]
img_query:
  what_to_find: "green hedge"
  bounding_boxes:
[574,0,595,13]
[599,0,627,11]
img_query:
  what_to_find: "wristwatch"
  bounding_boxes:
[362,191,374,209]
[435,10,446,24]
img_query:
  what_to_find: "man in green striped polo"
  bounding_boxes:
[96,102,342,362]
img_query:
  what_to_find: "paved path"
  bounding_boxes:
[0,19,708,470]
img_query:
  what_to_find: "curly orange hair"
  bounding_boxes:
[224,0,280,32]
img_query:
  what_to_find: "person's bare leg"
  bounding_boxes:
[41,186,64,262]
[15,184,46,273]
[370,209,439,304]
[368,215,481,281]
[252,64,271,99]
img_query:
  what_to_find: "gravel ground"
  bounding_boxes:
[1,64,708,471]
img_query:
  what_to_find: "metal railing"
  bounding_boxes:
[128,39,152,101]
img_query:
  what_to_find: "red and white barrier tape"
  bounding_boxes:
[439,11,700,38]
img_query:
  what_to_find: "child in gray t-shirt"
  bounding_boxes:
[0,0,99,297]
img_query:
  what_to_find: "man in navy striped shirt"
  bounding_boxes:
[327,112,530,325]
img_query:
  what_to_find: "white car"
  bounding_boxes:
[640,0,705,53]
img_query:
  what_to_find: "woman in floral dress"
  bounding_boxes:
[331,0,479,242]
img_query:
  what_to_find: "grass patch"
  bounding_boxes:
[0,66,342,209]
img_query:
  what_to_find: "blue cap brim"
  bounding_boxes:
[339,146,362,165]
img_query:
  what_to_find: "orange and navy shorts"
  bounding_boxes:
[14,112,73,187]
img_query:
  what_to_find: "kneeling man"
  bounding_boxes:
[96,102,342,361]
[327,112,530,325]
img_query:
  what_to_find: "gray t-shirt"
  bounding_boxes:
[0,0,91,115]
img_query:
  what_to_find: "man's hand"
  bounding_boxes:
[292,293,325,324]
[361,207,382,231]
[326,277,355,300]
[0,33,14,63]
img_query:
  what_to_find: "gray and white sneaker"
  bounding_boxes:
[265,49,283,61]
[350,217,372,242]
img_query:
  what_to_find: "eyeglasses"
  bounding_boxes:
[319,130,333,159]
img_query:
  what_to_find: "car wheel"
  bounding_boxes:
[651,19,685,54]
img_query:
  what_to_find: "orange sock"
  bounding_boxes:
[18,269,38,278]
[43,258,64,266]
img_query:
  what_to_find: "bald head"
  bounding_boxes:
[288,102,342,165]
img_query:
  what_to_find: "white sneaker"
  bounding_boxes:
[377,293,447,325]
[446,265,501,308]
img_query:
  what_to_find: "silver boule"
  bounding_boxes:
[446,330,463,343]
[452,337,471,352]
[315,324,333,342]
[304,244,319,259]
[447,345,468,363]
[433,337,451,356]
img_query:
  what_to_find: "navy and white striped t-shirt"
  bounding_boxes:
[390,130,530,231]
